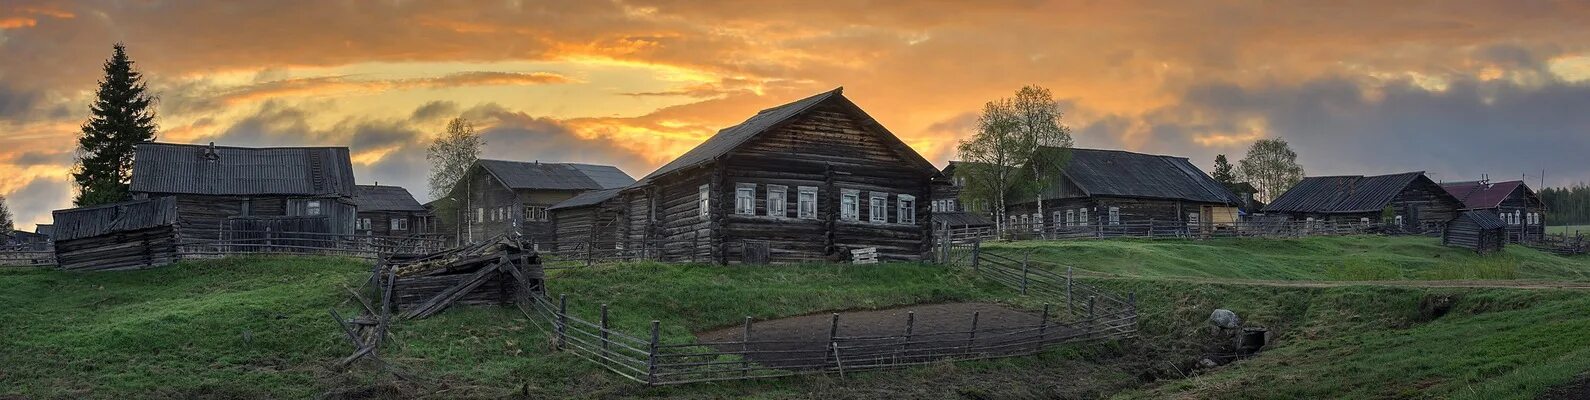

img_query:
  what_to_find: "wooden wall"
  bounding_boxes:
[1443,219,1504,254]
[551,201,626,251]
[356,210,430,237]
[56,226,180,271]
[1389,178,1461,228]
[1008,197,1224,226]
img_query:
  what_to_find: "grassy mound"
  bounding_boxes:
[984,235,1590,281]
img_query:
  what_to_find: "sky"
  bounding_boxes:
[3,1,1590,231]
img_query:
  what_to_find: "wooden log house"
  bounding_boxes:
[352,184,434,237]
[4,229,53,252]
[439,160,634,247]
[930,162,993,231]
[1442,210,1507,254]
[614,87,940,264]
[1003,148,1245,232]
[1263,172,1464,232]
[547,188,626,251]
[127,142,360,239]
[1439,180,1546,242]
[52,197,182,271]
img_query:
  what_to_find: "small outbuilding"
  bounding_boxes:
[1442,211,1507,254]
[548,188,627,252]
[353,184,433,237]
[52,197,182,271]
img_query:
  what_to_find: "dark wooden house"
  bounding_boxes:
[1440,180,1546,242]
[548,188,626,251]
[353,185,433,237]
[442,159,634,246]
[1263,172,1464,231]
[930,162,993,231]
[52,197,182,271]
[1005,148,1244,231]
[1442,210,1507,254]
[617,87,940,263]
[5,229,53,252]
[128,142,359,238]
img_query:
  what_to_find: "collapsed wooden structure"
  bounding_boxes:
[382,237,544,319]
[52,197,182,271]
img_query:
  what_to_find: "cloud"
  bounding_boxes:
[5,176,69,231]
[410,100,460,122]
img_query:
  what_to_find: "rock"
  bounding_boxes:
[1199,358,1219,368]
[1209,309,1241,329]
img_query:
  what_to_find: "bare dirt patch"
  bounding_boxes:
[1540,373,1590,400]
[695,302,1072,369]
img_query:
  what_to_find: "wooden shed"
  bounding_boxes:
[548,188,626,252]
[1440,180,1546,243]
[1263,172,1464,232]
[52,197,181,271]
[353,184,433,237]
[618,87,940,264]
[1442,211,1507,254]
[128,142,359,238]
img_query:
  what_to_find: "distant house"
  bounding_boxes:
[1262,172,1463,231]
[352,185,433,237]
[617,88,940,263]
[128,142,359,237]
[1440,180,1545,242]
[1442,210,1507,254]
[4,229,52,252]
[548,188,626,251]
[442,159,634,246]
[1224,182,1265,214]
[1004,148,1244,231]
[930,162,992,231]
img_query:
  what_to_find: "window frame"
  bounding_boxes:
[1108,207,1120,225]
[306,200,323,216]
[735,183,757,216]
[898,194,916,225]
[391,218,408,231]
[357,218,371,231]
[868,192,887,223]
[1078,208,1089,226]
[797,186,818,220]
[840,189,860,221]
[766,185,787,218]
[524,205,549,222]
[1064,210,1075,227]
[698,184,711,220]
[476,208,484,223]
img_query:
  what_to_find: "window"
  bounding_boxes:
[898,194,916,224]
[1064,210,1075,226]
[1529,212,1538,225]
[524,205,548,222]
[1360,217,1371,225]
[1108,207,1120,225]
[1188,212,1200,227]
[840,189,860,221]
[1394,215,1404,226]
[698,184,711,220]
[1031,213,1041,232]
[1020,214,1029,228]
[736,183,757,215]
[797,187,818,219]
[767,185,787,217]
[1078,208,1088,226]
[391,218,408,231]
[476,208,484,223]
[948,199,957,212]
[868,192,887,223]
[357,218,371,231]
[306,200,323,216]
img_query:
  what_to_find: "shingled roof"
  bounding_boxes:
[1048,148,1242,204]
[1263,172,1442,214]
[130,142,356,197]
[1454,210,1508,230]
[634,87,938,185]
[474,160,634,191]
[1440,180,1532,210]
[548,188,626,211]
[52,197,179,241]
[353,185,426,212]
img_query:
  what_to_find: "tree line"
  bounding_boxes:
[1541,185,1590,226]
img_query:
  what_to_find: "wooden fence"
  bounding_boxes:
[176,228,447,260]
[939,218,1438,243]
[0,250,55,267]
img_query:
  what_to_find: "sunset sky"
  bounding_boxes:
[3,1,1590,231]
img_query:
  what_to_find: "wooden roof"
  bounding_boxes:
[1453,210,1507,230]
[473,160,634,191]
[353,185,426,212]
[1049,148,1242,204]
[52,197,179,241]
[1264,172,1454,214]
[548,187,625,211]
[130,142,356,197]
[1440,180,1534,210]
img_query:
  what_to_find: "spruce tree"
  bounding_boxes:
[1212,154,1236,185]
[0,195,13,237]
[73,42,158,206]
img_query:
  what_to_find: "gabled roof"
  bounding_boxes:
[548,188,626,211]
[1053,148,1242,204]
[353,185,426,212]
[52,197,179,241]
[1264,172,1450,214]
[633,87,938,185]
[474,160,635,191]
[33,224,53,237]
[1440,180,1533,210]
[130,142,356,197]
[1454,210,1507,230]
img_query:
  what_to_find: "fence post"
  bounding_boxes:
[970,239,982,272]
[967,311,980,349]
[900,311,915,359]
[1065,266,1074,314]
[1087,295,1097,339]
[827,313,840,366]
[1037,303,1051,351]
[1020,252,1030,295]
[599,303,610,365]
[647,320,660,385]
[556,294,568,350]
[742,316,753,377]
[691,231,699,263]
[1129,291,1138,330]
[585,240,594,268]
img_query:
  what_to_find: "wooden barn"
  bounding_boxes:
[52,197,181,271]
[128,142,359,238]
[548,188,626,251]
[1004,148,1244,231]
[441,160,634,247]
[617,87,940,264]
[1442,210,1507,254]
[353,184,433,237]
[1263,172,1464,232]
[1440,180,1546,242]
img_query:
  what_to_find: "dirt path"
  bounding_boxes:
[695,302,1063,369]
[1067,269,1590,290]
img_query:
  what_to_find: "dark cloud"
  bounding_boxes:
[473,108,653,176]
[5,176,70,231]
[410,100,459,122]
[8,151,70,166]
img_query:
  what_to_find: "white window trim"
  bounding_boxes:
[1108,207,1120,225]
[391,218,408,231]
[898,194,916,225]
[735,183,757,216]
[766,185,787,218]
[797,186,818,220]
[698,184,711,220]
[840,189,860,221]
[868,192,887,223]
[1079,208,1089,226]
[306,200,323,216]
[1064,210,1075,227]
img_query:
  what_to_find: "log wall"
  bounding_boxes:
[55,226,180,271]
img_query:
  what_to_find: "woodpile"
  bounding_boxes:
[381,236,544,319]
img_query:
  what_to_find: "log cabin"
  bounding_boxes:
[52,197,182,271]
[352,184,434,237]
[442,159,634,247]
[931,162,993,231]
[547,188,626,251]
[1262,171,1463,232]
[1442,210,1507,254]
[127,142,359,239]
[1440,180,1546,242]
[1003,148,1244,232]
[617,87,940,264]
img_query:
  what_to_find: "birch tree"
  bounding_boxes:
[426,117,484,199]
[1010,86,1073,232]
[957,85,1074,234]
[1236,138,1305,203]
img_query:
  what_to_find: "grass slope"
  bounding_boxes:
[984,235,1590,281]
[1547,225,1589,235]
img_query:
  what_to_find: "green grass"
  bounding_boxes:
[984,235,1590,281]
[6,249,1590,399]
[1547,225,1590,235]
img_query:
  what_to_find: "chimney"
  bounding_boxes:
[202,142,220,161]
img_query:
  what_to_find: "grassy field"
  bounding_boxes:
[1547,225,1590,235]
[984,235,1590,281]
[5,236,1590,398]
